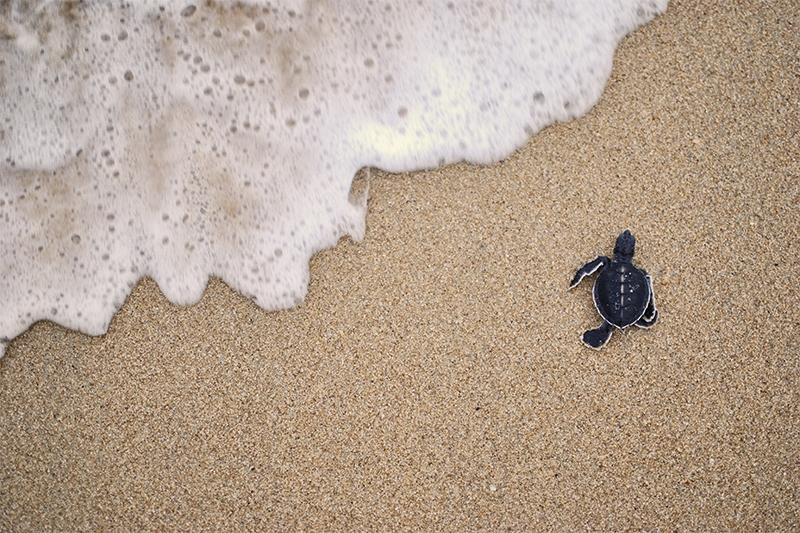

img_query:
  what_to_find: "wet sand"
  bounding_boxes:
[1,0,798,529]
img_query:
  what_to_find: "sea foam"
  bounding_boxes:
[0,0,667,357]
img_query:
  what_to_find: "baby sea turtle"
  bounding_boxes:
[569,230,658,349]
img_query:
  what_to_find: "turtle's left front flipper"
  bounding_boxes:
[569,256,609,289]
[636,275,658,328]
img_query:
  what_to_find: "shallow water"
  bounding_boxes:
[0,0,667,355]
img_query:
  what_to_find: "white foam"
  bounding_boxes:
[0,0,667,357]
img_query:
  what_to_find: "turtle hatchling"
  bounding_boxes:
[569,230,658,349]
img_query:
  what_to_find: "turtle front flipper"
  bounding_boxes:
[636,275,658,329]
[582,322,613,350]
[568,256,609,289]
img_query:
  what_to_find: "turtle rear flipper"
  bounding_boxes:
[636,275,658,329]
[582,322,613,350]
[636,310,658,328]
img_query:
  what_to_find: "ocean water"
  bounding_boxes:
[0,0,667,357]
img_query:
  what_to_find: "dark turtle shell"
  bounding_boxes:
[593,261,650,329]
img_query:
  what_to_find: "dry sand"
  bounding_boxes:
[1,0,798,530]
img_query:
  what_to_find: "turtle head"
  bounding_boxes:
[613,230,636,261]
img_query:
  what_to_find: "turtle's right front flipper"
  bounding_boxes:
[569,256,609,289]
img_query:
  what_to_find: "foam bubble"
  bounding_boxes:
[0,0,667,357]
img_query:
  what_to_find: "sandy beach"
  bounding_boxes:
[1,0,798,529]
